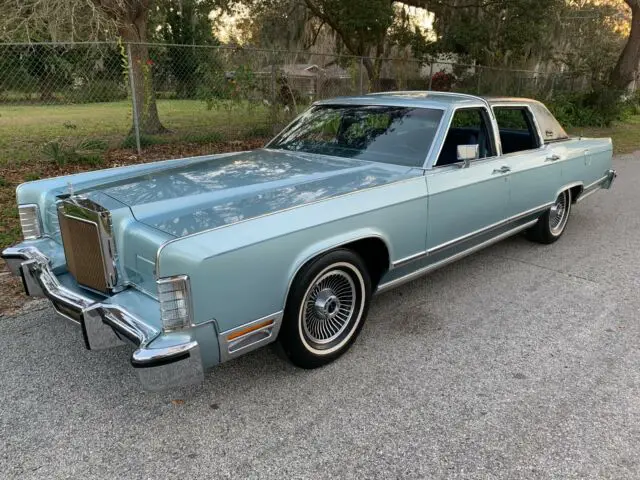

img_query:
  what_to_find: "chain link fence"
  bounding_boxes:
[0,41,626,164]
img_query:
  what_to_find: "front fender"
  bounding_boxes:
[285,228,394,294]
[157,176,428,332]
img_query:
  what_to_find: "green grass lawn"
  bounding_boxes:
[0,99,273,164]
[1,100,638,165]
[568,115,640,155]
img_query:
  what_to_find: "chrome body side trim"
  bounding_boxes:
[555,181,583,200]
[391,202,552,270]
[584,174,609,192]
[392,250,428,268]
[218,311,284,362]
[577,169,616,203]
[1,245,204,391]
[426,202,552,256]
[576,187,601,203]
[377,219,538,293]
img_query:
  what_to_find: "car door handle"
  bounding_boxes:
[492,165,511,174]
[545,154,561,162]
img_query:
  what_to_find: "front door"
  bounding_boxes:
[425,107,510,256]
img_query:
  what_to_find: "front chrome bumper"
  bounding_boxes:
[2,245,204,391]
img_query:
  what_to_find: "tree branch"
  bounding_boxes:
[304,19,325,49]
[303,0,361,54]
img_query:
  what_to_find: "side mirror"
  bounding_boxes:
[456,144,479,168]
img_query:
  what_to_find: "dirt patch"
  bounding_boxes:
[0,264,30,318]
[0,138,269,317]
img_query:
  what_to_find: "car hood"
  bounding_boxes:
[92,149,419,237]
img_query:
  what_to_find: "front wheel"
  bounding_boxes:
[279,249,372,369]
[526,189,572,244]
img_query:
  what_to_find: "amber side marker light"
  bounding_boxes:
[227,319,275,341]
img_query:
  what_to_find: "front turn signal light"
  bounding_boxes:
[157,275,193,331]
[19,204,42,240]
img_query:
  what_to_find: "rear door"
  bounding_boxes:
[493,104,565,217]
[425,107,510,254]
[530,102,606,189]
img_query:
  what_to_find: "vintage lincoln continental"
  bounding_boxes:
[2,92,616,390]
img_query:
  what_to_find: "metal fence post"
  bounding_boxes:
[428,62,434,90]
[270,56,278,134]
[359,57,364,95]
[126,43,142,155]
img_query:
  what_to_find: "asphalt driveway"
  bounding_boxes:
[1,155,639,479]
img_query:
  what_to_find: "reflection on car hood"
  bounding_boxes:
[94,149,418,237]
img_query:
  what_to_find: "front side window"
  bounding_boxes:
[268,105,444,167]
[436,108,495,167]
[493,107,540,154]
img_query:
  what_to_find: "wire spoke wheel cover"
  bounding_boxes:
[549,190,570,236]
[298,262,366,355]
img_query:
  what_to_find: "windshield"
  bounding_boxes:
[268,105,444,167]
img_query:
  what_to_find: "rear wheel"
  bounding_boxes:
[526,189,572,244]
[279,249,371,369]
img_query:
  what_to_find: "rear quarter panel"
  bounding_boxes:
[558,137,613,193]
[157,176,429,332]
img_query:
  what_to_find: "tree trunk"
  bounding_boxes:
[362,57,382,92]
[610,1,640,91]
[120,17,166,135]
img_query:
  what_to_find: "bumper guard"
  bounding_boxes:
[2,245,204,391]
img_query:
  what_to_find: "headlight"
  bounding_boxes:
[18,204,43,240]
[157,275,193,331]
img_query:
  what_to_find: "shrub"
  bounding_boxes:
[42,138,106,166]
[69,79,127,104]
[431,70,456,91]
[24,173,41,182]
[42,141,67,166]
[120,134,165,149]
[621,90,640,117]
[182,132,225,144]
[546,88,627,128]
[243,125,273,139]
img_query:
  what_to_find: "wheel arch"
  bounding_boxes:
[283,231,393,308]
[555,181,583,203]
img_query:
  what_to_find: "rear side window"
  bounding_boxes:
[493,107,540,155]
[530,103,569,142]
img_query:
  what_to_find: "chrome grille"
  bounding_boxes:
[58,212,108,292]
[57,197,120,294]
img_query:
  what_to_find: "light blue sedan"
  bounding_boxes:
[2,92,616,390]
